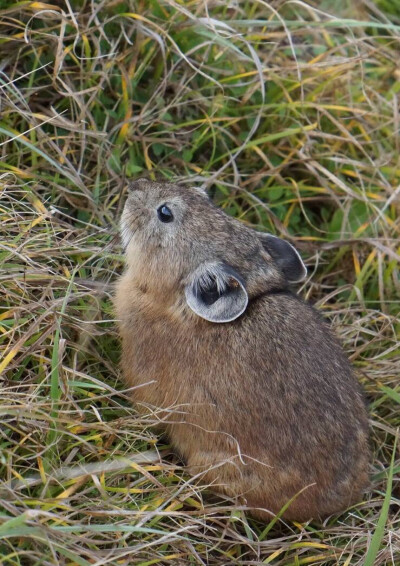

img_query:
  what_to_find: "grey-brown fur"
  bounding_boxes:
[115,179,369,521]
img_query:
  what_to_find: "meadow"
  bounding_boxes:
[0,0,399,564]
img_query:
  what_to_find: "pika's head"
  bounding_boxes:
[121,179,306,323]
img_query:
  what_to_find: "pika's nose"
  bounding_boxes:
[128,178,151,193]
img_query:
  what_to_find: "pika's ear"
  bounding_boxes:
[259,234,307,283]
[185,262,248,323]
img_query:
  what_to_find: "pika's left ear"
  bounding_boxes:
[185,262,248,323]
[258,234,307,283]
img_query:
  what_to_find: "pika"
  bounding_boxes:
[115,179,369,522]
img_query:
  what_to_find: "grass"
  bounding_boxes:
[0,0,399,564]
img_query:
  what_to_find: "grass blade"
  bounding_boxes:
[364,433,398,566]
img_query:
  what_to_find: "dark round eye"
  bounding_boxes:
[157,204,174,223]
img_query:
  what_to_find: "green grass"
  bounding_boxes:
[0,0,399,564]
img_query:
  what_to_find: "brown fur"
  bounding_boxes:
[114,179,370,522]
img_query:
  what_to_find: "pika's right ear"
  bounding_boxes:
[185,262,248,323]
[258,233,307,283]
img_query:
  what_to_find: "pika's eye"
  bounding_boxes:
[157,204,174,223]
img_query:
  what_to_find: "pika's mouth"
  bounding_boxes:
[120,206,143,251]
